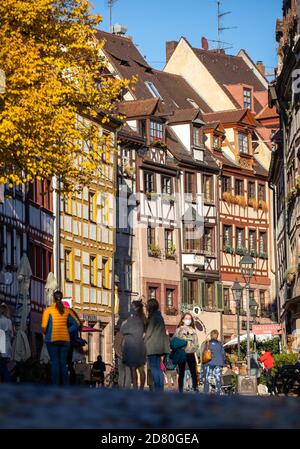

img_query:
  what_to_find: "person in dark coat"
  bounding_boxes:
[145,299,170,392]
[202,329,227,395]
[120,301,147,389]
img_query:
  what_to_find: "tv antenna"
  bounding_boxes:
[107,0,118,32]
[217,1,237,52]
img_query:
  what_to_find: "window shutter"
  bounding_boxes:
[198,279,205,308]
[183,278,188,306]
[215,282,224,311]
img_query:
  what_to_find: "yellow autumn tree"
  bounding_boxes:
[0,0,131,192]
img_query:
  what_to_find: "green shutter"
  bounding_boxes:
[198,279,205,308]
[215,282,224,311]
[183,278,188,307]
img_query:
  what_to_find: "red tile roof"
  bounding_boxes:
[203,109,256,126]
[167,108,204,124]
[256,105,279,120]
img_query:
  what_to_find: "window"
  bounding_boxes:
[224,288,230,311]
[162,176,172,194]
[259,231,267,253]
[236,228,245,249]
[6,229,13,266]
[124,263,132,291]
[258,184,266,202]
[260,290,267,315]
[145,81,162,99]
[223,225,232,246]
[222,176,231,193]
[65,250,73,281]
[64,193,72,215]
[188,280,198,306]
[147,226,155,248]
[90,256,97,286]
[140,120,147,139]
[144,171,155,193]
[203,175,213,202]
[203,227,213,253]
[243,88,252,109]
[89,191,96,222]
[193,127,201,146]
[248,181,256,199]
[205,283,214,308]
[165,229,174,254]
[235,179,244,196]
[150,121,163,141]
[184,172,196,199]
[148,286,157,300]
[183,224,201,252]
[213,135,221,149]
[249,289,255,303]
[16,232,22,266]
[102,258,109,289]
[249,230,257,252]
[166,289,174,308]
[238,133,249,154]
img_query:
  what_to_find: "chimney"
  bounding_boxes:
[256,60,265,76]
[166,41,178,64]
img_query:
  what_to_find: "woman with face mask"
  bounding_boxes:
[175,313,199,392]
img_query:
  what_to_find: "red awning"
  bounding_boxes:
[81,326,101,333]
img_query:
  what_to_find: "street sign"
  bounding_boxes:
[252,324,282,336]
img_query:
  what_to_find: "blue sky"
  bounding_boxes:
[92,0,282,76]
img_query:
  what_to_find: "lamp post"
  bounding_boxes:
[232,280,243,365]
[239,253,256,375]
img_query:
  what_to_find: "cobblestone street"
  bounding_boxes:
[1,385,300,429]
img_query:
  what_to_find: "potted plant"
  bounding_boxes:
[259,200,268,212]
[146,192,158,200]
[259,252,268,260]
[148,244,161,258]
[222,192,233,203]
[224,244,234,254]
[162,193,176,204]
[250,249,258,258]
[236,195,247,208]
[236,247,246,256]
[166,243,176,259]
[151,139,167,149]
[124,162,135,178]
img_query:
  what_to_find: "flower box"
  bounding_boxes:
[224,245,234,254]
[250,249,258,258]
[236,247,247,256]
[148,244,161,258]
[259,252,268,260]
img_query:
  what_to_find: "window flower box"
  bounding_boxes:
[259,252,268,260]
[248,197,259,209]
[222,192,234,203]
[250,249,258,258]
[236,247,247,256]
[162,193,176,204]
[235,195,247,208]
[259,200,268,212]
[148,244,161,258]
[165,307,177,316]
[151,139,167,149]
[166,243,176,259]
[146,192,159,200]
[224,245,234,254]
[223,307,233,315]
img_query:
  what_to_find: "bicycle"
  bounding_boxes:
[104,362,119,388]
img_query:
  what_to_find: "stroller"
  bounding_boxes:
[207,368,236,395]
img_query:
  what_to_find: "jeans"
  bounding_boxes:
[147,355,164,391]
[203,365,222,394]
[0,357,11,382]
[46,343,70,385]
[178,353,198,392]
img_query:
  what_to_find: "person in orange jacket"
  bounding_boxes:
[42,290,80,385]
[258,349,274,394]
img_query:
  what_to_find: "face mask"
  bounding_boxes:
[184,319,192,326]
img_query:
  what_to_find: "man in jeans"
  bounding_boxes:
[202,329,227,395]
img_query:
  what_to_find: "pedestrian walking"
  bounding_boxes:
[144,299,170,392]
[0,303,13,382]
[120,300,147,389]
[258,348,275,394]
[202,329,227,395]
[175,313,199,393]
[41,290,80,385]
[91,355,106,387]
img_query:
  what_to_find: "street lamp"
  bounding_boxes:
[249,297,259,320]
[232,280,243,363]
[240,253,255,376]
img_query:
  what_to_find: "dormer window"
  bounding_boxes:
[150,120,163,141]
[213,135,222,150]
[243,88,252,110]
[193,127,201,146]
[145,81,162,99]
[238,132,249,154]
[187,98,198,109]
